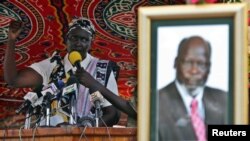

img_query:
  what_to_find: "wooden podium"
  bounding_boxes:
[0,127,137,141]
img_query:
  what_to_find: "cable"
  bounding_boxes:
[30,114,43,129]
[31,114,47,141]
[2,126,7,141]
[57,103,78,124]
[100,117,112,141]
[17,110,43,129]
[56,104,70,117]
[22,111,41,121]
[19,125,24,141]
[78,126,88,141]
[32,124,39,141]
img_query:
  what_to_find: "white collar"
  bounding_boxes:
[175,80,205,118]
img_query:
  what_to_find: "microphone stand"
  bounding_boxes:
[94,101,102,127]
[69,94,77,125]
[24,106,33,129]
[66,76,79,125]
[45,103,50,126]
[44,93,52,127]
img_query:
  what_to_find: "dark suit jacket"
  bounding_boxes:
[158,82,227,141]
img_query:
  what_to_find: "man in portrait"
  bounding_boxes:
[158,36,227,141]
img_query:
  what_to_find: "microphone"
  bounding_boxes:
[43,91,53,126]
[32,98,43,115]
[15,92,38,114]
[90,91,104,110]
[68,51,82,70]
[41,81,63,101]
[59,77,78,114]
[54,79,65,100]
[41,86,55,97]
[33,90,52,118]
[62,77,78,97]
[56,79,65,89]
[90,91,104,127]
[61,76,79,100]
[61,76,79,124]
[15,85,43,114]
[43,92,53,107]
[32,81,62,119]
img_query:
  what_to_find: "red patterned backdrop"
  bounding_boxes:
[0,0,188,128]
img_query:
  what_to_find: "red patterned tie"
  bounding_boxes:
[191,99,206,141]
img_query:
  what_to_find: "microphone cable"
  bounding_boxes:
[7,102,71,141]
[31,114,43,129]
[15,111,41,141]
[31,113,48,141]
[1,109,41,130]
[32,123,39,141]
[30,103,70,141]
[78,125,88,141]
[16,108,43,129]
[100,117,112,141]
[18,125,25,141]
[53,103,70,117]
[2,126,7,141]
[22,111,42,123]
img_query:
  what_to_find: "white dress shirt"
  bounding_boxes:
[175,80,205,120]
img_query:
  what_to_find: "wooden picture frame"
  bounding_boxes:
[138,3,248,141]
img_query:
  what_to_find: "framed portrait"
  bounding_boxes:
[138,3,248,141]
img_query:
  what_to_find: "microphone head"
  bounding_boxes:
[41,87,54,96]
[68,51,82,66]
[44,91,53,101]
[90,91,104,108]
[33,84,44,98]
[57,80,65,89]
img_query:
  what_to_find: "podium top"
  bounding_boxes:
[0,127,137,141]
